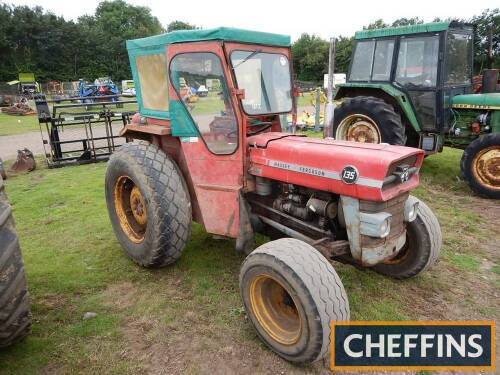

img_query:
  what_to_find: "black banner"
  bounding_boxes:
[331,321,495,370]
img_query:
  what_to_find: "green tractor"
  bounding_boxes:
[334,21,500,199]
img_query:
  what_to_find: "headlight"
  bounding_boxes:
[360,212,392,238]
[404,198,419,222]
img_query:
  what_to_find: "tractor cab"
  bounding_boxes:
[125,27,294,153]
[337,21,474,149]
[336,22,500,198]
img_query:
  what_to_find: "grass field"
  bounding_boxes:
[0,146,498,374]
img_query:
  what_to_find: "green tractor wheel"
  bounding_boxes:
[461,133,500,199]
[334,96,406,145]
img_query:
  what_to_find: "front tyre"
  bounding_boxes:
[374,196,441,279]
[240,238,349,363]
[105,141,192,267]
[334,96,406,145]
[460,134,500,199]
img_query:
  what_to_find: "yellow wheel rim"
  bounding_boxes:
[336,114,381,143]
[472,145,500,191]
[249,274,302,345]
[114,176,147,243]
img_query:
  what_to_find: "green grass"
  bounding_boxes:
[0,142,498,373]
[0,113,39,136]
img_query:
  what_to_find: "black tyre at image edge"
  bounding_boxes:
[334,96,406,145]
[240,238,350,363]
[105,141,192,268]
[373,196,442,279]
[0,176,31,347]
[460,134,500,199]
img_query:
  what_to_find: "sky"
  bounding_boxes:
[5,0,499,40]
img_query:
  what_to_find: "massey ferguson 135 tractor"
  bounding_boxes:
[105,27,442,363]
[334,21,500,199]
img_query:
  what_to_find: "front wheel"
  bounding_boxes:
[373,196,442,279]
[460,134,500,199]
[334,96,406,145]
[105,141,192,267]
[240,238,349,363]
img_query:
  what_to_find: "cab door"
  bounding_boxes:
[167,42,243,237]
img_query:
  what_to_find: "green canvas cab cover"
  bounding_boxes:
[126,27,291,51]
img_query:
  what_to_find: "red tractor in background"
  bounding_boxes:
[104,27,442,363]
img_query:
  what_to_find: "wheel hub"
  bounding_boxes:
[249,274,302,346]
[130,186,147,226]
[114,176,147,243]
[337,114,381,143]
[472,146,500,190]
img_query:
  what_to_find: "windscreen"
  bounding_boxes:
[231,51,292,115]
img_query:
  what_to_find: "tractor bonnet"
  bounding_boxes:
[248,133,424,202]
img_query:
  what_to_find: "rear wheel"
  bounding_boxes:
[334,96,406,145]
[240,238,349,363]
[0,176,31,347]
[460,134,500,199]
[373,197,441,279]
[105,141,192,267]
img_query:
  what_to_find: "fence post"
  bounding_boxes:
[314,87,321,132]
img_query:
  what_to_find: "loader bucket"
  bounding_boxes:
[9,149,36,173]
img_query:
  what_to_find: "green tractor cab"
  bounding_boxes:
[335,21,500,199]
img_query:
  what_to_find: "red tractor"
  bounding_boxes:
[105,27,442,363]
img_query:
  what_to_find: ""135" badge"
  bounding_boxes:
[341,166,358,184]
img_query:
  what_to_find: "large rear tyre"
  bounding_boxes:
[460,134,500,199]
[334,96,406,145]
[0,176,31,347]
[373,196,441,279]
[240,238,349,363]
[105,141,192,267]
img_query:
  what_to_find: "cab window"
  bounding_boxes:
[135,53,169,111]
[395,35,440,87]
[349,41,375,81]
[170,52,237,155]
[445,32,472,85]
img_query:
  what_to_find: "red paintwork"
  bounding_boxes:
[165,41,244,238]
[248,133,424,202]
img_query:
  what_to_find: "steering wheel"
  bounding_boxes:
[247,121,273,136]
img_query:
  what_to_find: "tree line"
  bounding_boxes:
[0,1,498,83]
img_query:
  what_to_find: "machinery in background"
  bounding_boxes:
[121,80,136,97]
[334,21,500,198]
[34,94,136,168]
[7,73,40,99]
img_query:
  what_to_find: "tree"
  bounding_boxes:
[292,33,329,82]
[363,19,388,30]
[77,0,163,80]
[471,8,499,71]
[167,21,197,32]
[391,17,424,27]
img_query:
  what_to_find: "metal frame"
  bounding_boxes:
[34,94,137,168]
